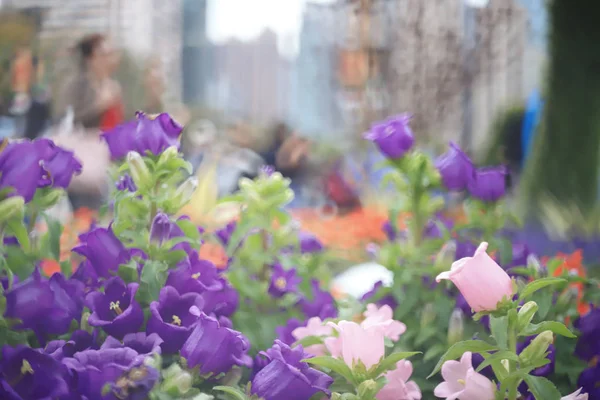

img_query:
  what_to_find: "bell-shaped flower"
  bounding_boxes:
[361,303,406,341]
[377,360,422,400]
[436,242,513,312]
[435,142,474,191]
[433,352,494,400]
[364,114,415,159]
[325,321,385,370]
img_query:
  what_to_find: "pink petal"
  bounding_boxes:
[433,382,462,400]
[462,368,495,400]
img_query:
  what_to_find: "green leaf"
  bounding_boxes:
[60,261,72,277]
[212,386,248,400]
[42,214,63,260]
[302,356,356,385]
[160,249,188,267]
[118,262,139,283]
[423,343,447,362]
[370,352,421,378]
[476,350,520,373]
[6,219,30,252]
[520,278,566,300]
[293,335,324,348]
[522,376,562,400]
[176,218,202,243]
[139,260,168,303]
[490,316,508,350]
[520,321,576,338]
[428,340,498,379]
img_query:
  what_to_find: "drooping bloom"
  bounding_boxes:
[101,112,183,160]
[150,213,172,245]
[299,279,337,320]
[299,232,324,253]
[101,332,164,358]
[435,142,474,191]
[36,138,83,189]
[377,360,422,400]
[116,174,137,192]
[436,242,513,312]
[0,345,70,399]
[325,321,386,370]
[269,263,301,298]
[72,227,130,278]
[86,277,144,339]
[292,317,333,356]
[4,269,85,345]
[364,114,415,159]
[146,286,204,354]
[276,318,305,346]
[165,256,223,295]
[467,166,508,202]
[180,312,252,375]
[433,352,495,400]
[251,340,333,400]
[361,304,406,341]
[62,348,139,399]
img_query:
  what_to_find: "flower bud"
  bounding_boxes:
[517,301,539,332]
[162,368,192,396]
[127,151,153,191]
[36,189,64,209]
[157,146,179,166]
[421,303,436,329]
[519,331,553,366]
[357,380,379,399]
[150,213,172,245]
[0,196,25,223]
[169,177,198,211]
[447,308,464,345]
[527,254,544,274]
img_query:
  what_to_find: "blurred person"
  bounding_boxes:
[23,56,51,139]
[9,45,33,136]
[54,33,123,130]
[144,56,164,114]
[262,122,291,167]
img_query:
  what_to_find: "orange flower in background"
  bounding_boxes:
[544,250,590,316]
[199,242,228,270]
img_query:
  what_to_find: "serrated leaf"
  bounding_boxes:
[523,375,561,400]
[428,340,498,379]
[519,321,576,338]
[302,356,356,385]
[519,278,566,300]
[370,352,421,378]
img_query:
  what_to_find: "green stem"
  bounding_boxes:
[27,211,38,235]
[507,321,519,400]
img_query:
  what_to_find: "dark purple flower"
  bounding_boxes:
[116,174,137,192]
[382,221,398,241]
[508,242,530,268]
[574,307,600,361]
[72,227,130,279]
[150,213,171,245]
[146,286,204,354]
[62,348,139,399]
[36,139,82,189]
[299,280,337,319]
[180,312,252,376]
[424,215,455,239]
[201,277,239,317]
[216,221,236,246]
[269,264,301,298]
[0,345,70,399]
[166,255,223,295]
[44,330,98,360]
[361,281,398,310]
[467,166,508,202]
[0,273,18,291]
[435,142,475,191]
[108,364,160,400]
[71,260,101,292]
[101,332,163,358]
[101,112,183,160]
[578,364,600,399]
[455,240,477,261]
[471,352,494,379]
[364,114,414,159]
[276,318,304,346]
[299,232,324,253]
[86,277,144,339]
[4,270,84,345]
[251,340,333,400]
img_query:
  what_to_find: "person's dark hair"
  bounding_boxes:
[270,122,291,145]
[75,33,105,61]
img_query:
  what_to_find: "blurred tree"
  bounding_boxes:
[520,0,600,218]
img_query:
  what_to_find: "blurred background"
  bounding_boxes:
[0,0,561,259]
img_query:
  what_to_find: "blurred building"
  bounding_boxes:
[182,0,210,105]
[4,0,183,102]
[288,2,342,139]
